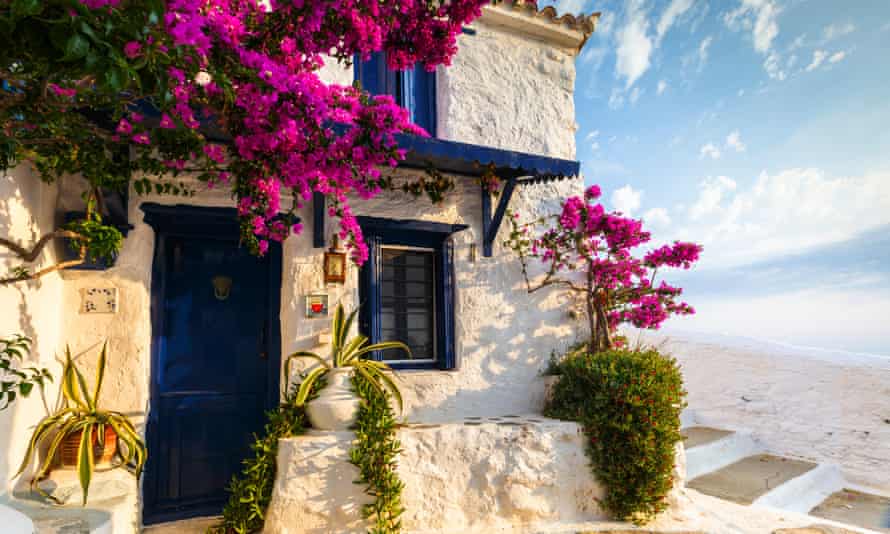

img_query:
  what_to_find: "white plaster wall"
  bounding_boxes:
[0,165,65,495]
[285,172,584,422]
[265,419,607,534]
[438,18,579,158]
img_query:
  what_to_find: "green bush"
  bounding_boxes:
[545,347,686,524]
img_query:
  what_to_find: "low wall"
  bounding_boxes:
[265,416,688,533]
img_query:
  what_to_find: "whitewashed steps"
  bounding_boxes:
[682,426,763,480]
[810,489,890,533]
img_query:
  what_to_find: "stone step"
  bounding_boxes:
[754,463,844,514]
[687,454,819,505]
[143,515,222,534]
[809,489,890,533]
[682,426,763,480]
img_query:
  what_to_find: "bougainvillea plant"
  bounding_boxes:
[0,0,488,281]
[505,185,702,353]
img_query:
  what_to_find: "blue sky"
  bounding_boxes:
[544,0,890,354]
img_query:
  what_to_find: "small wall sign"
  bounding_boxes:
[81,287,118,314]
[305,294,329,318]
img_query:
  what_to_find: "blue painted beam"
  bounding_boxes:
[483,178,517,257]
[313,192,325,248]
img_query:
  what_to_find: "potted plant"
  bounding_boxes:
[15,342,147,505]
[285,303,409,430]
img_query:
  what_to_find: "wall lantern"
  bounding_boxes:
[323,235,347,284]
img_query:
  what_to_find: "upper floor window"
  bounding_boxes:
[355,53,437,136]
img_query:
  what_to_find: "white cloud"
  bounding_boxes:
[726,130,746,152]
[689,176,736,219]
[553,0,589,15]
[823,22,855,41]
[611,185,643,216]
[615,0,653,89]
[763,51,786,80]
[585,129,600,151]
[643,207,672,227]
[608,87,625,109]
[657,80,668,95]
[806,49,846,72]
[806,49,827,71]
[580,46,607,69]
[629,86,644,105]
[656,0,695,45]
[670,168,890,268]
[828,51,846,64]
[724,0,780,54]
[697,36,713,71]
[699,142,722,160]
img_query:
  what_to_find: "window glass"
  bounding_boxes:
[380,247,436,361]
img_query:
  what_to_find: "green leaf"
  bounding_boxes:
[78,424,95,505]
[62,33,90,61]
[11,0,43,17]
[93,341,107,406]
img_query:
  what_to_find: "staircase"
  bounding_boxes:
[682,419,890,533]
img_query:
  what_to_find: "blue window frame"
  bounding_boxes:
[355,53,437,136]
[358,217,466,370]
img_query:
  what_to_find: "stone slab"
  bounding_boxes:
[809,489,890,533]
[687,454,817,505]
[773,526,859,534]
[143,515,222,534]
[681,427,734,449]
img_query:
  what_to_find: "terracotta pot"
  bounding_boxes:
[59,426,118,467]
[305,368,360,431]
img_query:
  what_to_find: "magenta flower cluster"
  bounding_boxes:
[78,0,487,262]
[507,184,702,351]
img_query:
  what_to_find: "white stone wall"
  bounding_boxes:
[438,17,579,158]
[265,418,606,534]
[0,165,65,495]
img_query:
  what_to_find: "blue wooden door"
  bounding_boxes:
[144,231,279,524]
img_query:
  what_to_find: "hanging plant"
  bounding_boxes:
[383,165,456,205]
[350,375,405,534]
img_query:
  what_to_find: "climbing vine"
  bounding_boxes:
[209,391,310,534]
[350,375,405,534]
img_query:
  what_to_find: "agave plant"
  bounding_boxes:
[16,342,147,505]
[285,303,409,411]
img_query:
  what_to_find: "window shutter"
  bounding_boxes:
[440,236,457,370]
[360,235,383,360]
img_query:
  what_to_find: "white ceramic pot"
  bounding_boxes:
[305,368,360,430]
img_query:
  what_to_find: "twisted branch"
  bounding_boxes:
[0,230,86,285]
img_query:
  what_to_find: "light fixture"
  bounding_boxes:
[323,235,347,284]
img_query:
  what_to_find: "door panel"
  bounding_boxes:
[145,234,275,523]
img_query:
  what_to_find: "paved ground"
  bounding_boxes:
[810,489,890,533]
[687,454,818,505]
[682,426,734,448]
[143,515,221,534]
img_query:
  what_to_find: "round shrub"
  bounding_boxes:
[545,347,687,524]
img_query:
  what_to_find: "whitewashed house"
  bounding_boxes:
[0,3,666,533]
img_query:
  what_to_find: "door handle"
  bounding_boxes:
[259,319,268,360]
